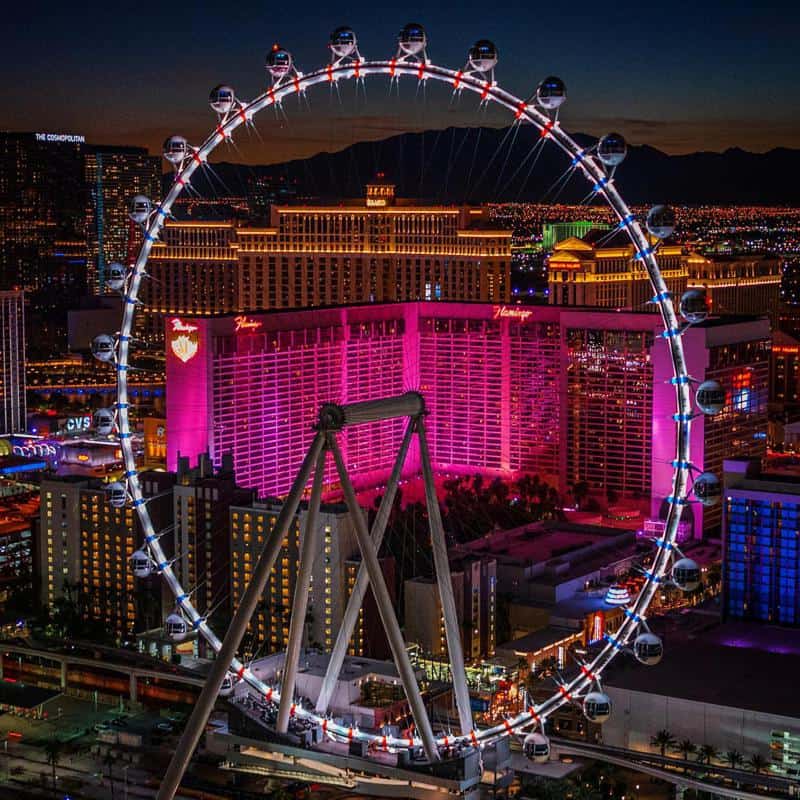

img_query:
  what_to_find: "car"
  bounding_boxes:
[110,718,128,728]
[155,722,173,733]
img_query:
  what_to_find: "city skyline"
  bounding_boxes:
[0,11,797,796]
[3,1,800,162]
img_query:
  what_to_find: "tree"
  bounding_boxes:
[650,729,676,758]
[678,739,697,761]
[572,481,590,510]
[697,743,717,765]
[44,738,63,793]
[723,749,744,771]
[748,753,768,774]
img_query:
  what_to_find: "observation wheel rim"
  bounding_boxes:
[114,56,692,752]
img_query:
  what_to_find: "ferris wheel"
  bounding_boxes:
[91,22,727,799]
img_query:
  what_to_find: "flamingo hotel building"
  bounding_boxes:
[165,302,769,537]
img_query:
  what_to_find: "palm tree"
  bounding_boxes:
[678,739,697,761]
[572,481,590,510]
[697,743,717,765]
[103,750,117,799]
[43,737,62,793]
[650,729,676,757]
[748,753,768,774]
[723,750,744,771]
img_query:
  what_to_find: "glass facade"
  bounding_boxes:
[725,494,800,625]
[0,290,25,435]
[566,328,654,495]
[230,503,355,656]
[85,148,161,294]
[704,339,770,531]
[168,304,770,520]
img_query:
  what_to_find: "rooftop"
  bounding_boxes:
[604,621,800,719]
[169,300,769,327]
[509,591,617,620]
[252,651,406,684]
[498,626,581,655]
[459,521,630,564]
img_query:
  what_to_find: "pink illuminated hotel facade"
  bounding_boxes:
[165,303,769,536]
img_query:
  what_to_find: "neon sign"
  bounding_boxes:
[590,611,604,644]
[65,415,92,433]
[170,318,199,333]
[170,318,200,363]
[492,306,533,322]
[35,133,85,143]
[366,183,395,208]
[13,443,57,459]
[234,315,262,333]
[171,335,199,363]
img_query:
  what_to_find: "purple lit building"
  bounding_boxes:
[651,315,770,535]
[722,458,800,626]
[165,303,768,537]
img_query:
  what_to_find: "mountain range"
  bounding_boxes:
[178,127,800,206]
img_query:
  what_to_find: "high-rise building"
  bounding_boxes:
[39,239,88,348]
[687,253,781,319]
[172,452,254,630]
[167,303,769,538]
[722,458,800,626]
[37,476,88,608]
[770,330,800,416]
[0,133,161,353]
[403,555,496,662]
[547,230,686,309]
[403,578,444,657]
[565,326,654,498]
[781,258,800,308]
[344,554,396,660]
[84,146,161,294]
[241,189,511,308]
[145,221,239,313]
[0,492,37,614]
[142,184,511,344]
[166,304,562,499]
[0,132,86,292]
[0,290,25,435]
[142,221,239,345]
[454,556,497,661]
[229,499,358,656]
[79,472,175,640]
[652,316,770,535]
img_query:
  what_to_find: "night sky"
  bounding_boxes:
[4,1,799,163]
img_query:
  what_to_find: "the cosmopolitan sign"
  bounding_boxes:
[492,305,534,322]
[35,133,85,144]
